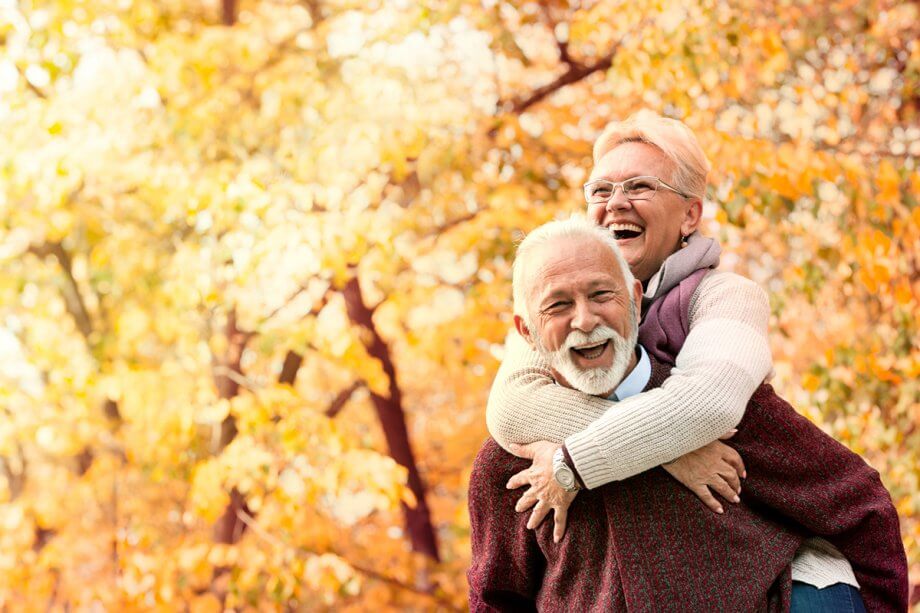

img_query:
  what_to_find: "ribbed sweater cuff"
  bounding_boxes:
[564,430,619,490]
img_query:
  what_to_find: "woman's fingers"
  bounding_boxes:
[515,490,538,513]
[505,467,534,490]
[553,507,568,543]
[709,477,741,504]
[718,465,742,493]
[722,447,746,479]
[692,485,724,514]
[527,501,551,530]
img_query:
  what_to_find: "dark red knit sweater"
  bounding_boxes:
[640,268,908,612]
[468,354,907,611]
[468,358,798,612]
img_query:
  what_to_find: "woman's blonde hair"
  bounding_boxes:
[592,111,711,201]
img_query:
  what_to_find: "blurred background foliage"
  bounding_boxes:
[0,0,917,609]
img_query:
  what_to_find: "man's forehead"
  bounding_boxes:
[528,239,624,296]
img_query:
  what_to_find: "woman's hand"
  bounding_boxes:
[505,441,578,543]
[662,430,745,513]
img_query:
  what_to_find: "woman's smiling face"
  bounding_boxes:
[587,141,702,282]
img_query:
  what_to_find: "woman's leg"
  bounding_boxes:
[790,581,867,612]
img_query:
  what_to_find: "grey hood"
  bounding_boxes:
[641,231,721,312]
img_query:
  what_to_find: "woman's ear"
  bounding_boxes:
[680,198,703,237]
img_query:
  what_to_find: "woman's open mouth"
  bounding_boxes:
[609,222,643,241]
[571,340,610,360]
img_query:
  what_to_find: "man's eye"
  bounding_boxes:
[591,291,613,301]
[546,301,570,311]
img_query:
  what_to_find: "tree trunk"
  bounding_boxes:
[221,0,237,26]
[212,309,249,545]
[342,277,440,561]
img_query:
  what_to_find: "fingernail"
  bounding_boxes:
[716,507,724,514]
[732,495,740,503]
[554,535,559,543]
[742,471,747,479]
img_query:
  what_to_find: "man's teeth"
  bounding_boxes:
[572,340,609,359]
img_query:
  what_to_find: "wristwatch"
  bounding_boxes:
[552,447,581,492]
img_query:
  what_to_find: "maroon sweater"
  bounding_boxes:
[468,355,907,611]
[469,358,801,612]
[638,268,908,611]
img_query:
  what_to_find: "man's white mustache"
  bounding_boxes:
[559,326,618,353]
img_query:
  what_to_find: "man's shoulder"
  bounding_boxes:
[471,438,532,491]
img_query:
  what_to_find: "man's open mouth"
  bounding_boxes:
[608,222,643,240]
[571,340,610,360]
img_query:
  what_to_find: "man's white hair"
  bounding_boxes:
[512,215,635,329]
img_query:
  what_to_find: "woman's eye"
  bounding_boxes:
[626,180,653,192]
[591,187,611,198]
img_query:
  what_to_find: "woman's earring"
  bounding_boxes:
[680,234,689,247]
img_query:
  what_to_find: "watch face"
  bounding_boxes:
[556,468,574,489]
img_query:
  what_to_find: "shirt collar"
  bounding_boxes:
[608,345,651,401]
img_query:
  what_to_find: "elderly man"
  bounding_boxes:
[467,216,905,611]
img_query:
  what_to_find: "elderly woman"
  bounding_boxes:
[485,113,904,611]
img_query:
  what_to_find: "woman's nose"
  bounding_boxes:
[605,189,631,212]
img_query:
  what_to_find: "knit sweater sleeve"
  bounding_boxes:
[485,270,773,489]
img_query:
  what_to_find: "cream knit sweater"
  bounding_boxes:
[486,269,857,589]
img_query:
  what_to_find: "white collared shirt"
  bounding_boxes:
[607,345,651,401]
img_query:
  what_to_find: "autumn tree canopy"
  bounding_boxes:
[0,0,917,609]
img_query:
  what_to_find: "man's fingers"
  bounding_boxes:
[723,448,746,479]
[553,507,568,543]
[509,442,536,460]
[515,491,538,513]
[693,486,724,513]
[709,478,741,504]
[526,501,551,530]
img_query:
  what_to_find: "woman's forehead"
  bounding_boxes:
[590,141,674,181]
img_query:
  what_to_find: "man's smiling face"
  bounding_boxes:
[587,141,700,282]
[519,235,641,396]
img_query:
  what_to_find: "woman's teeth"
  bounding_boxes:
[609,223,643,240]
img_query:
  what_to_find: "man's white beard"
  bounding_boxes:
[535,318,638,397]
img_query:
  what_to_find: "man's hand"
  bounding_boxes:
[662,430,745,513]
[505,441,578,543]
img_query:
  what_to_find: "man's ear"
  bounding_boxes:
[680,198,703,237]
[513,314,535,347]
[632,279,643,318]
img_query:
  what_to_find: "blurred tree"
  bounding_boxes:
[0,0,916,609]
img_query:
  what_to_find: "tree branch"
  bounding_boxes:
[502,47,617,115]
[28,242,94,341]
[326,381,365,418]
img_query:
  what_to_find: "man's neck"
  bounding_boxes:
[598,349,639,398]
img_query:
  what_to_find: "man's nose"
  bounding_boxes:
[571,300,600,332]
